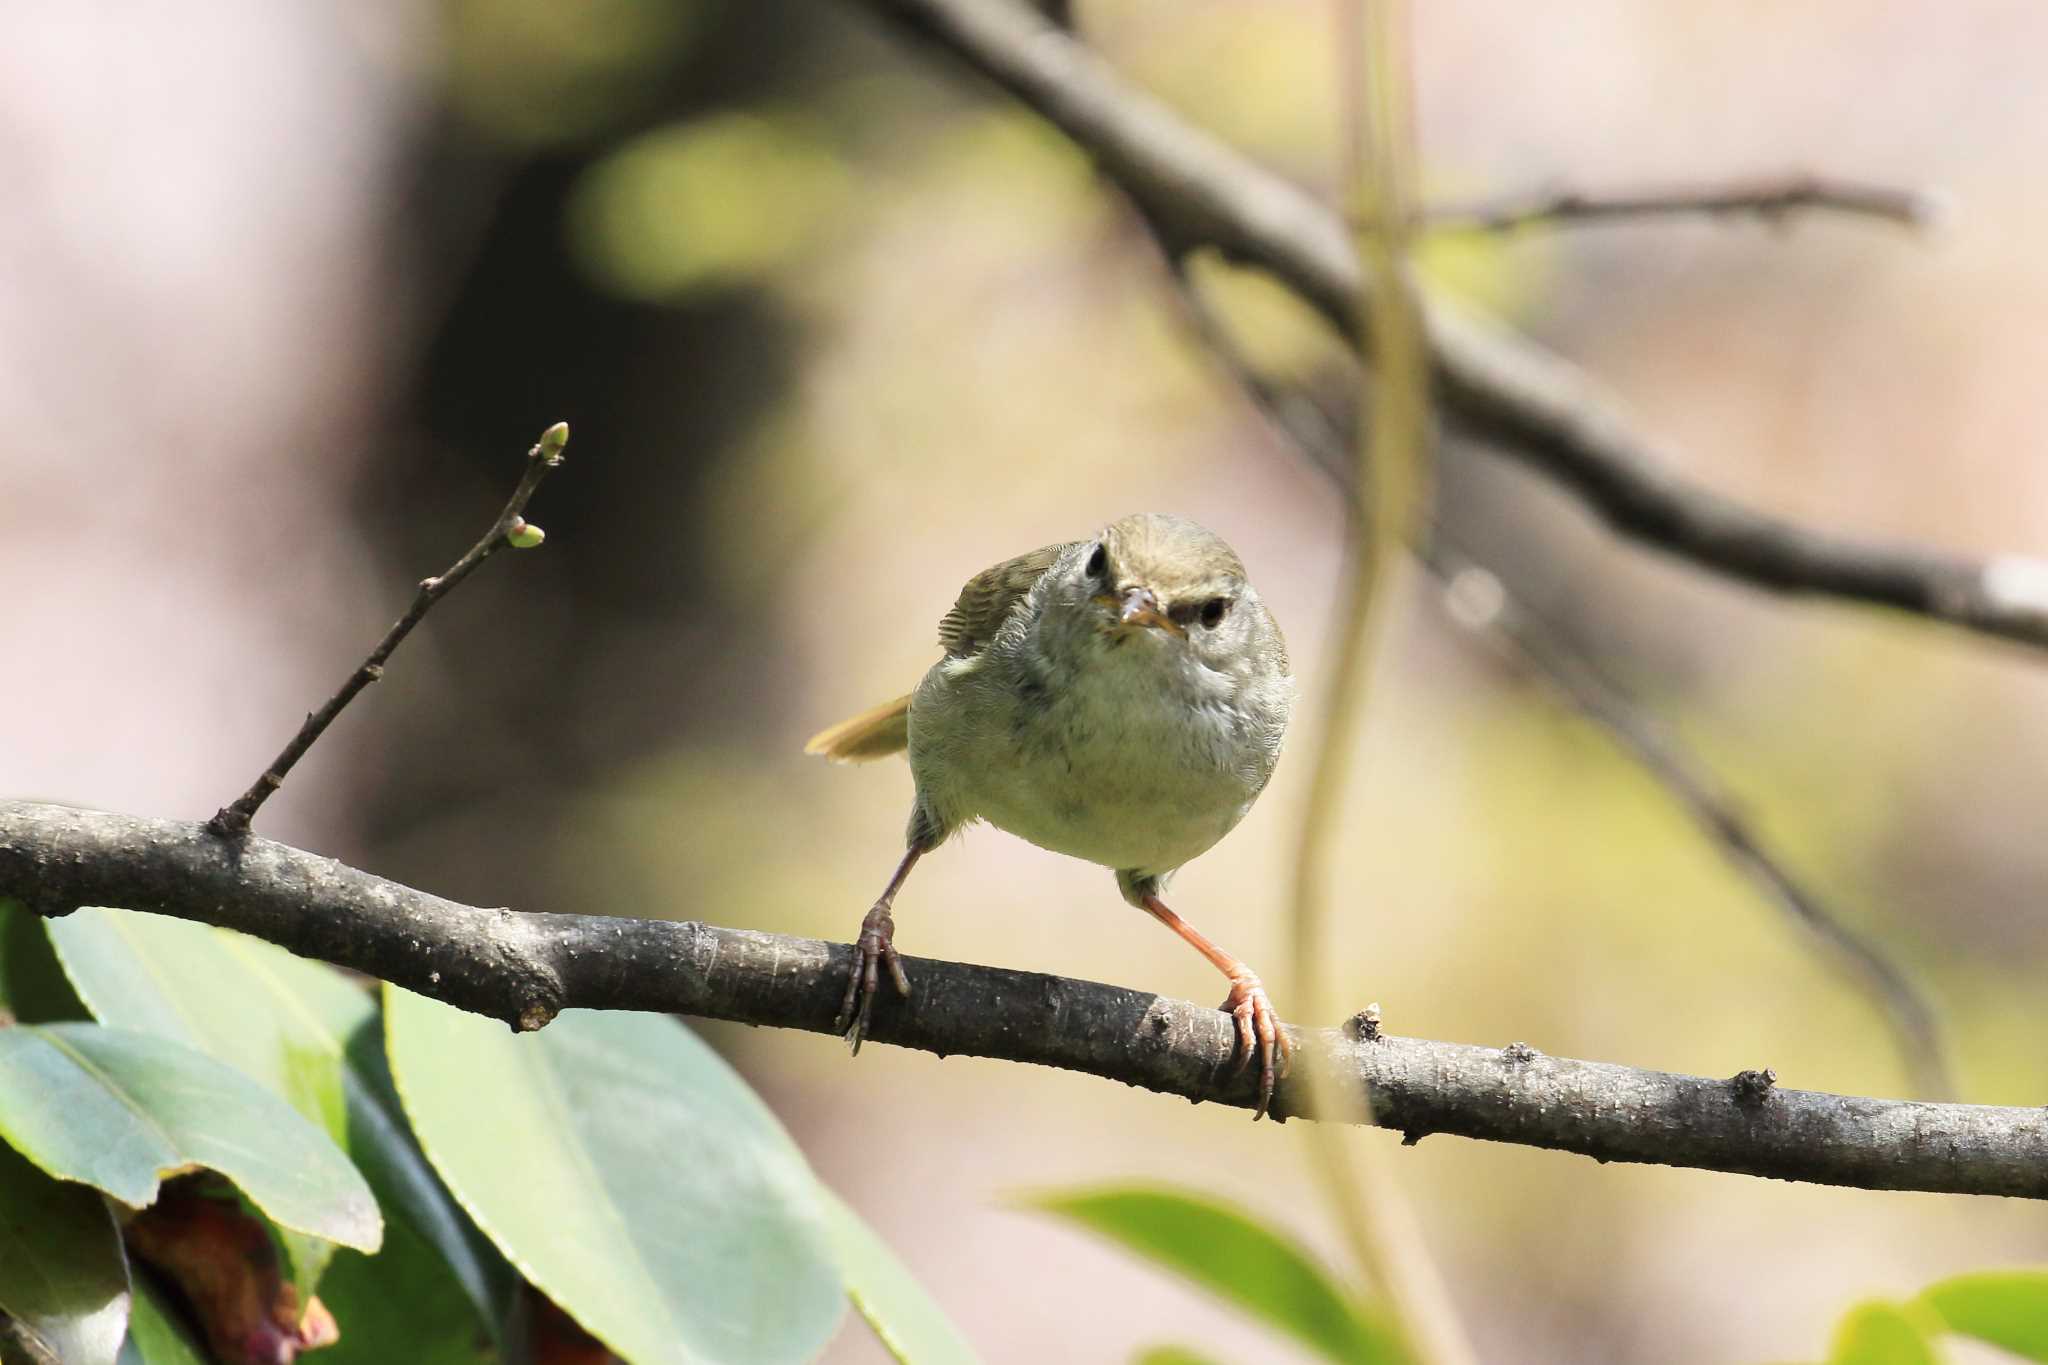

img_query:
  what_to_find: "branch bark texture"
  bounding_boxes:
[849,0,2048,651]
[4,801,2044,1201]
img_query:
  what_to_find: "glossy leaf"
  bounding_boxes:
[48,905,510,1341]
[330,1005,516,1354]
[116,1278,208,1365]
[0,1138,128,1365]
[0,1023,379,1253]
[48,908,349,1134]
[385,989,844,1365]
[1028,1186,1402,1365]
[49,908,341,1294]
[1917,1270,2048,1360]
[1827,1301,1940,1365]
[820,1187,978,1364]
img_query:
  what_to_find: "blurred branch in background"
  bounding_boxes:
[1420,174,1939,235]
[1131,230,1956,1101]
[3,800,2042,1199]
[847,0,2048,652]
[1426,540,1959,1098]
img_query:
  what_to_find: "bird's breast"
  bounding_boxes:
[909,643,1282,875]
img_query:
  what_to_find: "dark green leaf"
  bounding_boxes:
[819,1187,977,1364]
[385,989,843,1365]
[1917,1270,2048,1360]
[0,1023,379,1252]
[0,901,85,1024]
[115,1278,207,1365]
[1028,1186,1401,1365]
[0,1139,127,1365]
[48,906,510,1335]
[310,1217,498,1365]
[1827,1301,1941,1365]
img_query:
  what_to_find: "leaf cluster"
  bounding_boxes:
[0,900,972,1365]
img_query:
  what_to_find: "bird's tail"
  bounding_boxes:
[803,694,911,763]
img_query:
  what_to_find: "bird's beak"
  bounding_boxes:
[1095,585,1183,636]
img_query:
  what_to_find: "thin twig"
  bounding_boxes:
[848,0,2048,654]
[206,423,569,838]
[1144,248,1954,1101]
[1422,175,1938,235]
[3,801,2043,1198]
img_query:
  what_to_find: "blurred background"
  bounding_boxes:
[6,1,2048,1360]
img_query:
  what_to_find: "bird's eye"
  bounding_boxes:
[1086,543,1108,578]
[1200,597,1231,628]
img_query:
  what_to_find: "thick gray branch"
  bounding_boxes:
[3,800,2043,1199]
[849,0,2048,651]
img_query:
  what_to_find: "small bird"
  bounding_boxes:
[806,513,1297,1114]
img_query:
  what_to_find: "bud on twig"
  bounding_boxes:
[538,422,570,461]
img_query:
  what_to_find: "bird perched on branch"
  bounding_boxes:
[806,513,1297,1114]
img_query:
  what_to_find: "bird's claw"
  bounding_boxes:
[836,903,910,1054]
[1219,971,1292,1119]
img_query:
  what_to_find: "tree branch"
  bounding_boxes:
[1422,175,1938,234]
[847,0,2048,651]
[4,800,2043,1199]
[1132,232,1954,1100]
[1425,540,1958,1101]
[206,422,569,838]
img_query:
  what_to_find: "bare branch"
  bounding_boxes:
[206,423,569,838]
[1425,542,1956,1101]
[1149,239,1954,1100]
[847,0,2048,652]
[1422,175,1937,235]
[2,800,2042,1198]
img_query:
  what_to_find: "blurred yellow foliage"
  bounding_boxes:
[443,0,702,147]
[1105,0,1337,169]
[568,113,852,300]
[1414,226,1553,321]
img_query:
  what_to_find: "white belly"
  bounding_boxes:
[909,647,1265,876]
[972,745,1249,873]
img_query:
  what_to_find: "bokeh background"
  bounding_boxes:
[8,1,2048,1361]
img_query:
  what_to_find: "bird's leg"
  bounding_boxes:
[835,844,925,1053]
[1138,892,1293,1118]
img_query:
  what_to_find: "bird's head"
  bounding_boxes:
[1040,513,1284,680]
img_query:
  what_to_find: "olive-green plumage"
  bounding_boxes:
[808,513,1297,1112]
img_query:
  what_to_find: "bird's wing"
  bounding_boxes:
[937,541,1077,658]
